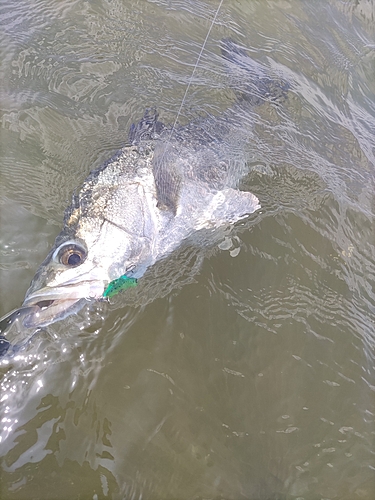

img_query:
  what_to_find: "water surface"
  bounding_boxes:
[0,0,374,499]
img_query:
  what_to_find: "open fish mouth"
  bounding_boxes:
[19,278,107,329]
[0,298,84,357]
[0,282,102,356]
[19,297,84,329]
[0,299,81,335]
[17,289,85,330]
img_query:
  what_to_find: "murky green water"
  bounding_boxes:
[1,0,374,499]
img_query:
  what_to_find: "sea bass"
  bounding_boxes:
[0,40,287,353]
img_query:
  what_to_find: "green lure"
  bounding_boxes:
[103,275,137,298]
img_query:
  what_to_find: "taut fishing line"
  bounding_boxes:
[170,0,224,136]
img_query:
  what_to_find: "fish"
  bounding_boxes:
[0,39,288,355]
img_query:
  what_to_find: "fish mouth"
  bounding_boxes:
[0,296,87,356]
[0,284,96,351]
[20,296,85,329]
[21,282,103,328]
[0,298,83,343]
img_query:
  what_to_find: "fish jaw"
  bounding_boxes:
[21,279,106,328]
[20,298,85,329]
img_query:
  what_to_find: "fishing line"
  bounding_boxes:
[106,1,224,298]
[169,0,224,136]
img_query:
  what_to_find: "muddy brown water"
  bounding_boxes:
[0,1,374,499]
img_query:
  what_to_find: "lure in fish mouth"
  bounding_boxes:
[0,137,261,352]
[0,232,140,354]
[21,262,138,330]
[19,236,140,329]
[0,39,289,355]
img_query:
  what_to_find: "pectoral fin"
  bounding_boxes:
[198,188,260,229]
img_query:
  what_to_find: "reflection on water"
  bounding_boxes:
[0,0,374,498]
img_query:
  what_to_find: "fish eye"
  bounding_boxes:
[56,243,87,267]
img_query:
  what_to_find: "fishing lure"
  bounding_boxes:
[103,275,137,298]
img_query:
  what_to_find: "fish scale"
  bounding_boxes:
[0,35,292,355]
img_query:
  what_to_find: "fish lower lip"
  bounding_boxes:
[21,298,84,328]
[0,306,41,335]
[21,282,105,327]
[0,298,84,336]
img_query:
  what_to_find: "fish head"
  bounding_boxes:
[21,208,153,328]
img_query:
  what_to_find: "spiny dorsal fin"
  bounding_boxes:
[129,108,165,145]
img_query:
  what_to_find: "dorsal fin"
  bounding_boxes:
[129,108,165,145]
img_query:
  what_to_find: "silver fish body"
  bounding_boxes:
[1,39,289,341]
[21,114,260,328]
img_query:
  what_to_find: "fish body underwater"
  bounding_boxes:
[0,40,288,353]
